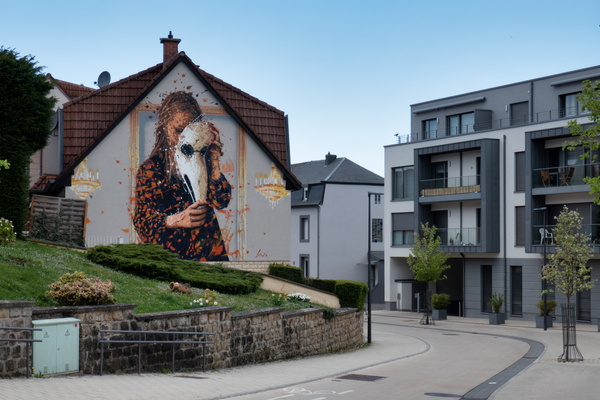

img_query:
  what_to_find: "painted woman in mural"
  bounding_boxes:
[133,91,231,260]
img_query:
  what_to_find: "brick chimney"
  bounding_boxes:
[160,31,181,65]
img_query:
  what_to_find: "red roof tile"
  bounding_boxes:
[54,53,299,192]
[48,75,95,100]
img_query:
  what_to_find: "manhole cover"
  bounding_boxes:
[424,393,461,398]
[337,374,385,382]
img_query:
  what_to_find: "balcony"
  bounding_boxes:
[420,175,480,197]
[532,224,600,246]
[437,227,480,246]
[533,163,600,189]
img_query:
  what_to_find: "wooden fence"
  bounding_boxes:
[29,195,86,245]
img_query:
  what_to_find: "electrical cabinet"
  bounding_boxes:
[32,318,80,375]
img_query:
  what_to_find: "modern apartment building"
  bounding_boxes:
[384,66,600,323]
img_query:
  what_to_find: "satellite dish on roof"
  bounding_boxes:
[96,71,111,88]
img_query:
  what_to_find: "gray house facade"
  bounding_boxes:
[291,153,385,306]
[385,65,600,322]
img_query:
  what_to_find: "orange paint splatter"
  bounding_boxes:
[85,218,91,224]
[121,229,129,233]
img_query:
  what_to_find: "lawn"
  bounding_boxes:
[0,240,316,314]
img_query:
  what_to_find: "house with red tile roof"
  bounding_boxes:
[31,33,300,267]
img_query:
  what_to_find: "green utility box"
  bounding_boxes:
[32,318,80,375]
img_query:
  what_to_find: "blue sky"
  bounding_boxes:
[2,0,599,176]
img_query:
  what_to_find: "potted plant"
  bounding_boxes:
[432,293,450,320]
[535,299,556,328]
[489,292,505,325]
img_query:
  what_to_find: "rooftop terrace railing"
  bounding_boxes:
[396,107,590,144]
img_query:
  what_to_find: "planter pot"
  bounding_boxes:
[432,309,447,320]
[489,313,505,325]
[535,315,553,329]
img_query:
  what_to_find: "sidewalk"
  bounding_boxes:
[0,311,598,400]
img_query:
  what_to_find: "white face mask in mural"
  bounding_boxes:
[174,120,221,204]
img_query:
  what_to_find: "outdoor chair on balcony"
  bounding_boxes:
[539,228,554,245]
[540,169,554,187]
[560,167,574,186]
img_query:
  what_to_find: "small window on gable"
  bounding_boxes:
[302,186,309,201]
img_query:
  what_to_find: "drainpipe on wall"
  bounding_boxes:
[503,135,508,319]
[461,252,465,317]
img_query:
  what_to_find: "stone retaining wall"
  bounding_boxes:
[0,301,363,377]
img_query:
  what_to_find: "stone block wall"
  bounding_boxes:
[0,301,37,378]
[0,301,363,377]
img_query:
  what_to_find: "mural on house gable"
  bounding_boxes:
[133,91,231,261]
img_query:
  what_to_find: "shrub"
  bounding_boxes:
[87,243,262,295]
[47,272,116,306]
[269,264,303,284]
[491,292,504,313]
[432,293,450,310]
[0,217,16,246]
[305,277,336,293]
[335,280,368,310]
[536,299,557,316]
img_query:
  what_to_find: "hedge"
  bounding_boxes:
[268,264,303,284]
[335,280,368,311]
[87,244,263,295]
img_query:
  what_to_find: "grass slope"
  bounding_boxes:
[0,241,315,314]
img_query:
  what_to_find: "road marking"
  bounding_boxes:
[337,390,354,395]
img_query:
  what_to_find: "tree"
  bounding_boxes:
[407,222,450,324]
[565,79,600,203]
[0,48,56,234]
[541,206,594,362]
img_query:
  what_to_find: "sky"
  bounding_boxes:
[2,0,599,177]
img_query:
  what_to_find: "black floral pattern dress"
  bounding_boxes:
[133,157,231,261]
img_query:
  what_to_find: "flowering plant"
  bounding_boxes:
[271,293,286,306]
[0,218,16,246]
[287,293,311,302]
[47,272,116,306]
[190,289,218,308]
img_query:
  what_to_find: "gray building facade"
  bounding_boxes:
[385,65,600,323]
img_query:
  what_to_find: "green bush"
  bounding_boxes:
[86,243,262,295]
[432,293,450,310]
[268,264,303,284]
[536,299,557,316]
[0,217,16,246]
[335,280,368,311]
[305,277,337,293]
[47,272,116,306]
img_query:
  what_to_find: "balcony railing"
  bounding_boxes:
[396,108,590,144]
[436,227,480,246]
[534,163,600,188]
[533,224,600,245]
[420,175,480,196]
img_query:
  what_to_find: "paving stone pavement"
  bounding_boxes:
[0,311,598,400]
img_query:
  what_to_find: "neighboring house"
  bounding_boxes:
[291,153,385,306]
[30,33,301,267]
[385,65,600,322]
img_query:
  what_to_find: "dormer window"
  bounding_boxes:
[302,186,309,201]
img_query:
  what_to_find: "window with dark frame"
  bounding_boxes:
[511,266,523,316]
[481,265,492,313]
[300,216,309,242]
[392,213,414,246]
[392,166,414,200]
[423,118,438,140]
[447,112,474,135]
[515,152,525,192]
[560,92,584,118]
[515,206,525,246]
